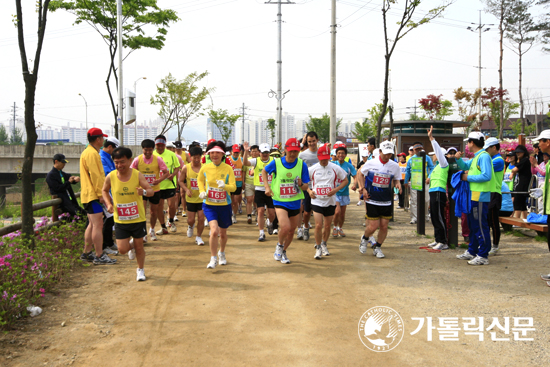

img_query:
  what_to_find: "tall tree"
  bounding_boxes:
[418,94,453,120]
[208,109,240,145]
[353,118,376,143]
[504,0,537,133]
[0,125,10,145]
[482,87,519,138]
[150,71,214,140]
[50,0,179,138]
[537,0,550,52]
[10,127,24,144]
[266,118,276,146]
[306,113,342,143]
[15,0,51,245]
[377,0,452,144]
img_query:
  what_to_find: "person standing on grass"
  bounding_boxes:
[198,141,237,269]
[99,137,119,255]
[103,147,154,281]
[483,138,505,256]
[297,131,320,241]
[243,145,259,224]
[79,128,116,265]
[179,146,206,246]
[357,141,402,259]
[308,144,348,259]
[229,144,244,224]
[263,138,310,264]
[130,139,170,242]
[332,146,356,238]
[153,135,180,236]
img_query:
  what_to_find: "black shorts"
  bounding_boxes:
[186,202,203,213]
[159,189,176,200]
[489,192,502,211]
[275,205,301,217]
[512,193,528,211]
[83,200,104,214]
[143,191,161,205]
[255,190,274,209]
[114,221,147,240]
[303,189,312,213]
[311,204,336,217]
[366,203,392,220]
[231,186,243,196]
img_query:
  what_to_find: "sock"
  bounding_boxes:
[248,214,252,218]
[260,229,265,235]
[169,218,174,223]
[211,256,217,260]
[362,235,368,241]
[161,223,167,229]
[375,242,382,248]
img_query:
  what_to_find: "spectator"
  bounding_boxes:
[45,154,84,218]
[99,137,119,255]
[511,145,531,219]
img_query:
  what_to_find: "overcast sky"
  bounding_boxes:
[1,0,549,142]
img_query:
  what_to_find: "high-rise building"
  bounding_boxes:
[207,118,235,146]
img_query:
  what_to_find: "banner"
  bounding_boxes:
[359,144,369,157]
[410,157,423,191]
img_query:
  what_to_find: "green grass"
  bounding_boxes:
[510,231,528,238]
[459,243,469,249]
[535,235,547,242]
[448,244,457,249]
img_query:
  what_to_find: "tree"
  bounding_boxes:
[510,118,536,136]
[483,87,519,138]
[453,87,484,125]
[537,0,550,52]
[266,118,276,146]
[353,119,376,143]
[10,127,24,144]
[377,0,452,144]
[50,0,179,138]
[15,0,51,245]
[306,113,342,143]
[208,109,240,145]
[150,71,213,140]
[408,113,427,120]
[0,125,9,145]
[505,0,537,133]
[418,94,453,120]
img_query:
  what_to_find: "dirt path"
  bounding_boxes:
[2,192,549,366]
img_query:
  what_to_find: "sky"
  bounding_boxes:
[0,0,549,143]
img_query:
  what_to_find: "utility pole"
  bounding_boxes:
[117,0,124,145]
[329,0,337,145]
[240,103,248,143]
[406,100,418,118]
[266,0,293,145]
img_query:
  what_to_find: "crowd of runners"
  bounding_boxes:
[68,126,550,286]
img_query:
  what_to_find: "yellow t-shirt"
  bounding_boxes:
[109,169,146,224]
[197,162,236,206]
[185,162,203,204]
[136,154,161,192]
[80,145,106,204]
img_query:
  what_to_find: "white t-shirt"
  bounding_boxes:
[309,162,347,207]
[360,157,401,206]
[247,158,271,192]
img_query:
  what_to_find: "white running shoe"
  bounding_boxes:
[128,239,136,260]
[103,247,118,255]
[182,212,187,217]
[297,227,304,240]
[456,250,475,260]
[274,244,283,261]
[410,219,417,225]
[206,256,217,269]
[356,200,362,206]
[468,255,489,266]
[169,223,177,233]
[187,225,193,238]
[369,236,376,248]
[149,228,157,241]
[373,247,385,258]
[195,236,205,246]
[314,245,322,259]
[174,215,179,222]
[136,268,146,281]
[433,243,449,250]
[427,241,438,248]
[320,242,330,256]
[218,251,227,265]
[280,250,290,264]
[204,218,209,227]
[359,237,368,254]
[488,247,499,256]
[232,215,237,224]
[273,229,278,235]
[156,227,168,236]
[143,235,148,244]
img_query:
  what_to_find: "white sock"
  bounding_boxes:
[260,229,265,235]
[211,256,217,261]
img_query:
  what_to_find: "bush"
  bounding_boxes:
[0,216,86,329]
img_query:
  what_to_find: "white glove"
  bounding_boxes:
[216,180,225,189]
[199,192,207,200]
[530,188,543,199]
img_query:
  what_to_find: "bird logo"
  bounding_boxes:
[358,306,404,352]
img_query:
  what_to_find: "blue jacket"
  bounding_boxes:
[99,149,115,177]
[451,170,471,217]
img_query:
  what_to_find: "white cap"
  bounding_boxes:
[166,141,175,148]
[446,147,458,154]
[532,130,550,141]
[360,149,369,157]
[428,152,435,156]
[483,137,499,149]
[464,131,485,141]
[259,143,270,153]
[380,141,394,155]
[106,137,120,147]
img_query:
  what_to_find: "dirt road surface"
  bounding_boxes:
[1,192,549,366]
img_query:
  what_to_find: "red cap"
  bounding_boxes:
[232,144,241,152]
[334,142,345,148]
[274,144,279,149]
[87,127,107,137]
[397,152,407,156]
[285,138,300,151]
[208,139,216,145]
[317,144,331,160]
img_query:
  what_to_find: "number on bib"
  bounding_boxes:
[259,174,272,185]
[315,184,332,198]
[373,173,391,188]
[234,169,242,179]
[279,183,298,199]
[144,174,156,185]
[190,178,199,190]
[116,202,139,221]
[208,187,227,203]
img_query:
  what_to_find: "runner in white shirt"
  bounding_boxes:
[308,144,348,259]
[356,141,402,259]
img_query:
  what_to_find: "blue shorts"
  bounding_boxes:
[203,204,233,229]
[83,200,104,214]
[336,195,350,206]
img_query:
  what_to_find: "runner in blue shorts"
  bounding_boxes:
[332,146,357,237]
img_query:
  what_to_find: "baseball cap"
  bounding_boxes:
[88,127,107,137]
[174,141,183,149]
[360,149,369,157]
[106,137,120,147]
[446,147,457,154]
[380,141,395,155]
[166,141,175,148]
[317,144,331,160]
[408,147,413,151]
[207,138,216,145]
[465,131,484,141]
[259,143,270,153]
[53,153,68,163]
[232,144,241,152]
[397,152,407,157]
[285,138,300,151]
[483,137,499,149]
[532,130,550,141]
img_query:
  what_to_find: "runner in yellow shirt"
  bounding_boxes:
[179,146,206,246]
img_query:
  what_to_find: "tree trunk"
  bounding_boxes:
[519,43,524,134]
[498,3,505,140]
[388,105,394,142]
[378,54,390,145]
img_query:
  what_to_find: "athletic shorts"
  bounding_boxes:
[159,189,176,200]
[187,202,203,213]
[303,190,312,213]
[231,186,243,196]
[143,191,161,205]
[335,195,350,206]
[244,184,255,197]
[83,200,103,215]
[366,203,392,220]
[311,204,336,217]
[254,190,274,209]
[275,205,301,217]
[114,221,147,240]
[203,204,233,229]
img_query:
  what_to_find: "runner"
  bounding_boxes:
[357,141,402,259]
[243,142,276,241]
[102,147,153,281]
[297,131,320,241]
[243,144,259,224]
[198,141,237,269]
[332,145,357,238]
[308,144,348,259]
[178,146,206,246]
[263,138,310,264]
[229,144,244,224]
[153,135,181,235]
[130,139,170,242]
[167,142,185,222]
[79,127,116,265]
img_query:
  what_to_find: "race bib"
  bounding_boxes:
[279,183,298,199]
[503,173,511,182]
[373,173,391,188]
[315,184,332,198]
[234,169,242,179]
[248,168,254,178]
[190,178,199,190]
[208,187,227,203]
[117,202,139,221]
[259,174,273,185]
[144,174,156,185]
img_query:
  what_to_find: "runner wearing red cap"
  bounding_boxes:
[229,144,244,224]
